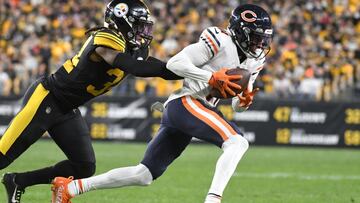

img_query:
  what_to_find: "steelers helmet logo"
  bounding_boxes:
[114,3,129,18]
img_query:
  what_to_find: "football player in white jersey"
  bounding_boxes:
[51,4,273,203]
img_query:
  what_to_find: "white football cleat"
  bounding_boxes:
[204,193,222,203]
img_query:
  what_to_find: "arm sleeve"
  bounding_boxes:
[166,27,222,83]
[112,53,182,80]
[147,57,183,80]
[166,42,213,83]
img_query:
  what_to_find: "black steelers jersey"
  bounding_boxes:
[43,28,128,111]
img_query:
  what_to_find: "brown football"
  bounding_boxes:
[210,68,251,99]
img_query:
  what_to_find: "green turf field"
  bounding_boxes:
[0,140,359,203]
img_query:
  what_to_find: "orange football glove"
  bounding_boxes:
[237,88,260,108]
[208,68,242,98]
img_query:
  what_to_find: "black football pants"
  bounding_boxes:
[0,78,95,186]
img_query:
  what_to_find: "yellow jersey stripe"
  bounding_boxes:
[0,84,49,155]
[96,33,125,47]
[95,35,126,50]
[94,35,125,51]
[94,36,125,52]
[63,59,74,73]
[96,35,125,49]
[96,32,126,47]
[96,31,125,44]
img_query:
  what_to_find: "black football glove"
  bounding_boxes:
[128,46,149,61]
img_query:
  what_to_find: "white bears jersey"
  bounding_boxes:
[165,26,265,107]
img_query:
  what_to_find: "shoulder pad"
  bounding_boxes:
[93,29,126,52]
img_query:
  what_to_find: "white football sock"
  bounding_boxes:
[67,164,153,196]
[207,135,249,199]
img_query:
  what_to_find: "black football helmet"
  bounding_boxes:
[105,0,153,48]
[229,4,273,59]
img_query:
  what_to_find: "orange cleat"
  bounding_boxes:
[51,177,74,203]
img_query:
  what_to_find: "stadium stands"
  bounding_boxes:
[0,0,359,101]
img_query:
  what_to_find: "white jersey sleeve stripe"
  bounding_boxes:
[206,28,221,47]
[204,33,219,54]
[200,36,215,57]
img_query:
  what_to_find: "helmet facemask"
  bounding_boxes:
[105,1,154,49]
[230,23,273,59]
[128,16,154,48]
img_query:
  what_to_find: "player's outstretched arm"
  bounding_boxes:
[166,42,213,83]
[166,42,241,97]
[95,47,182,80]
[147,56,184,80]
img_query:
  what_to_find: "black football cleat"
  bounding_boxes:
[1,173,25,203]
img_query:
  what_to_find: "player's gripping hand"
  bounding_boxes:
[237,88,259,108]
[208,68,242,98]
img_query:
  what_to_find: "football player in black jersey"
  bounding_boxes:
[0,0,184,202]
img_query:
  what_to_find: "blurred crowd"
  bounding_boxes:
[0,0,360,101]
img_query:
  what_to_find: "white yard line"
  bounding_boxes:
[233,172,360,181]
